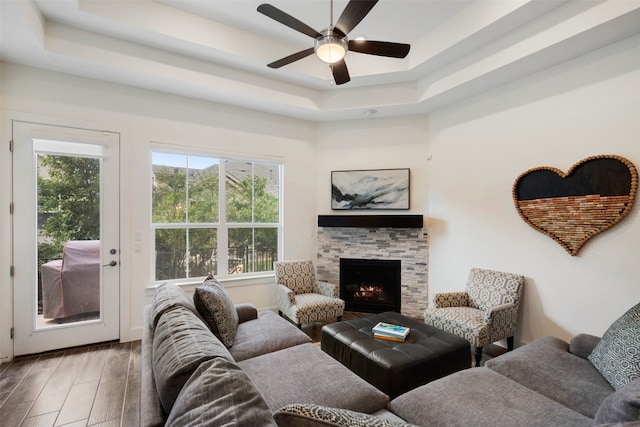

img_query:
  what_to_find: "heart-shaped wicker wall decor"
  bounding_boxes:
[513,155,637,256]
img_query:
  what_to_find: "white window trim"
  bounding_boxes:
[150,147,283,285]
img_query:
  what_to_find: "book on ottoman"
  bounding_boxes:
[373,333,406,342]
[372,322,410,340]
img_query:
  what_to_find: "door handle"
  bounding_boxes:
[103,260,117,267]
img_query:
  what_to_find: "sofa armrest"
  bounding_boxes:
[433,292,469,308]
[569,333,601,359]
[235,303,258,323]
[317,281,339,298]
[484,303,518,326]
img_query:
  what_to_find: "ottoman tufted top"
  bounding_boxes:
[321,312,471,398]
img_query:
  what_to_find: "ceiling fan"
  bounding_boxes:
[257,0,410,85]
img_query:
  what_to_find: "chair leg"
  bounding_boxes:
[475,346,483,367]
[507,336,515,351]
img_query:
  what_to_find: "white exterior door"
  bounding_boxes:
[12,121,120,356]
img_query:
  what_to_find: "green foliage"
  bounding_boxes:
[152,166,220,223]
[153,160,279,279]
[152,166,187,223]
[188,168,219,223]
[37,155,100,260]
[227,176,278,223]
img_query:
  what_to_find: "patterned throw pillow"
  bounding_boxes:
[273,404,418,427]
[193,277,239,348]
[588,302,640,389]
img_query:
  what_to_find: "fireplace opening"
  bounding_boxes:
[340,258,401,313]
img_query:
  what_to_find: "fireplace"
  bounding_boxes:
[340,258,401,313]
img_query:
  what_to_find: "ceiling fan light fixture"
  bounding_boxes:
[315,34,347,64]
[258,1,411,85]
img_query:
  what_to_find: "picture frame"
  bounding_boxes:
[512,155,637,256]
[331,168,410,210]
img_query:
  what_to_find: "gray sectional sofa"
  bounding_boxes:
[141,281,401,427]
[141,280,640,426]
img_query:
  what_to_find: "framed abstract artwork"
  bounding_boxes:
[331,168,410,210]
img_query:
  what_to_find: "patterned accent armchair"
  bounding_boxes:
[274,260,345,327]
[423,268,525,367]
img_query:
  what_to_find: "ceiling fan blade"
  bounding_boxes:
[257,4,322,39]
[267,48,315,68]
[335,0,378,36]
[348,40,410,58]
[331,60,350,85]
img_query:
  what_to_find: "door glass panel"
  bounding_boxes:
[37,153,101,328]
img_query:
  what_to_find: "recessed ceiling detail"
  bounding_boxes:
[1,0,639,122]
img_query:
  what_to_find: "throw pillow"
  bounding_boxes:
[589,302,640,389]
[273,404,418,427]
[594,378,640,423]
[193,277,239,347]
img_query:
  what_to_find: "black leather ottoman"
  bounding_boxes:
[321,311,471,398]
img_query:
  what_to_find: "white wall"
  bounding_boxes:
[1,32,638,360]
[0,63,318,359]
[425,34,640,344]
[316,115,429,217]
[316,35,640,347]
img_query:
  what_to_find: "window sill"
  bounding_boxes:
[145,273,275,297]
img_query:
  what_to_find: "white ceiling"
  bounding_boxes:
[1,0,639,122]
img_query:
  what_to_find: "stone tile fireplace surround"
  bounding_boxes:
[316,216,428,318]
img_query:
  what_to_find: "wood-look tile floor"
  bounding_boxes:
[0,340,141,427]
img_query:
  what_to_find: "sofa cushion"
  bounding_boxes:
[152,305,233,414]
[166,357,276,427]
[388,367,593,427]
[238,343,389,414]
[589,302,640,390]
[229,310,311,362]
[485,335,613,418]
[274,404,418,427]
[193,277,239,347]
[595,378,640,424]
[149,283,199,330]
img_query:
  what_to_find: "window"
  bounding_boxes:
[152,151,281,281]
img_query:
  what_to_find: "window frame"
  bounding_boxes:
[150,146,283,284]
